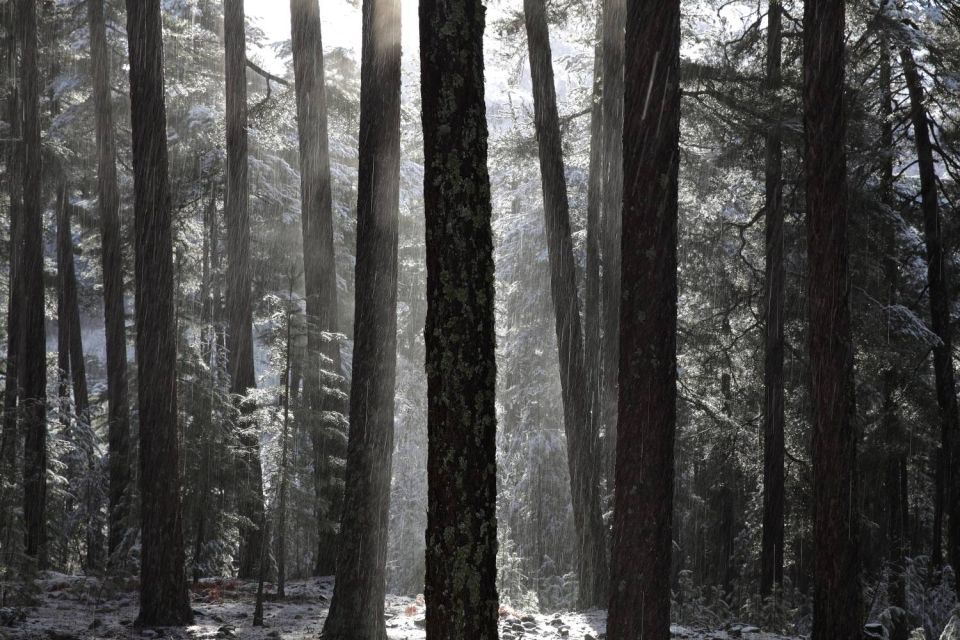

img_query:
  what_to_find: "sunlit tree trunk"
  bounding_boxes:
[322,0,400,633]
[421,0,499,633]
[224,0,265,579]
[18,0,47,565]
[804,0,861,636]
[289,0,342,576]
[760,0,785,598]
[599,0,623,487]
[606,0,680,637]
[523,0,608,608]
[900,46,960,577]
[125,0,193,624]
[87,0,131,559]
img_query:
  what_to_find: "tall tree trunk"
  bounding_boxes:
[18,0,47,565]
[606,0,680,637]
[760,0,785,597]
[900,46,960,577]
[584,4,603,496]
[192,185,217,584]
[1,30,21,476]
[56,185,101,571]
[288,0,342,577]
[88,0,131,559]
[522,0,608,608]
[804,0,861,636]
[600,0,627,487]
[599,0,623,488]
[420,0,499,634]
[322,0,400,633]
[224,0,264,580]
[124,0,193,624]
[276,274,294,599]
[879,28,908,611]
[55,195,90,431]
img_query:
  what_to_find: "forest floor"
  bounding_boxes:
[0,573,802,640]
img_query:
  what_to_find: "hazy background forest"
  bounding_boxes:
[0,0,959,638]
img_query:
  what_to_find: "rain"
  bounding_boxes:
[0,0,959,639]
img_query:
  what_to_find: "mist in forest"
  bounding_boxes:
[0,0,959,639]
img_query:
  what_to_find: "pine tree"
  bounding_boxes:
[289,0,342,577]
[87,0,131,559]
[599,0,623,487]
[804,0,861,636]
[224,0,265,579]
[522,0,608,608]
[322,0,400,633]
[607,0,681,637]
[900,43,960,577]
[19,0,48,565]
[420,0,499,633]
[1,0,21,479]
[55,183,99,570]
[760,0,785,597]
[125,0,193,624]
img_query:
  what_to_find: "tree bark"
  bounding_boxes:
[1,36,21,476]
[420,0,499,634]
[522,0,608,608]
[760,0,785,597]
[584,4,603,498]
[276,274,295,598]
[55,194,90,432]
[56,183,100,570]
[124,0,193,624]
[599,0,623,488]
[803,0,861,636]
[224,0,264,580]
[18,0,47,565]
[607,0,680,638]
[899,46,960,578]
[87,0,131,559]
[878,29,908,610]
[288,0,342,577]
[322,0,400,633]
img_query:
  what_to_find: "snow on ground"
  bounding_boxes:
[0,573,800,640]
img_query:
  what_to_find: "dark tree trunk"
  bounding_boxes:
[57,185,71,479]
[420,0,499,634]
[599,0,623,488]
[288,0,342,577]
[55,194,90,430]
[124,0,193,624]
[88,0,131,559]
[607,1,680,638]
[276,275,295,598]
[193,184,220,584]
[322,0,400,633]
[18,0,47,565]
[522,0,608,608]
[760,0,785,597]
[900,46,960,577]
[879,31,908,610]
[224,0,264,580]
[1,45,21,476]
[803,0,861,636]
[56,184,100,570]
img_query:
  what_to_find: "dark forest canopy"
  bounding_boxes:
[0,0,959,638]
